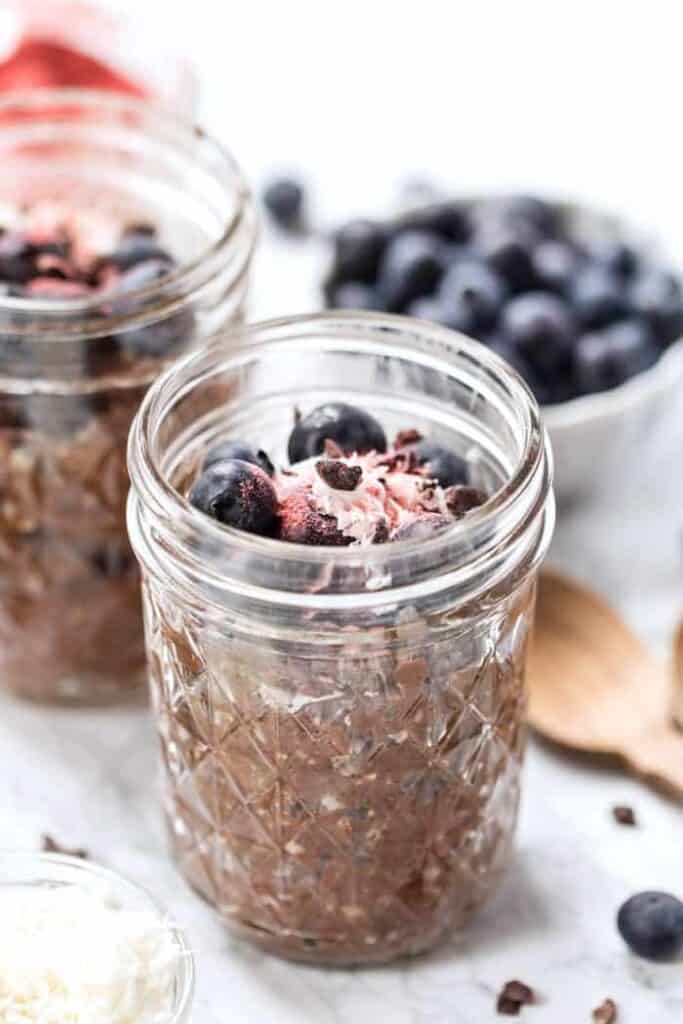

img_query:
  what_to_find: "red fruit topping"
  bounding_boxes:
[278,490,352,546]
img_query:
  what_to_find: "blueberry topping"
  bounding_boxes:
[617,892,683,961]
[324,280,385,311]
[263,177,305,231]
[377,230,444,311]
[438,260,507,332]
[106,232,172,272]
[203,440,274,476]
[332,219,388,283]
[288,402,387,462]
[570,264,629,328]
[189,459,279,536]
[0,233,36,284]
[407,439,469,488]
[112,258,193,358]
[501,292,576,374]
[114,257,176,294]
[629,269,683,346]
[574,319,659,394]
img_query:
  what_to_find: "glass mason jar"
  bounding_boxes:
[0,89,256,703]
[0,852,195,1021]
[127,312,555,966]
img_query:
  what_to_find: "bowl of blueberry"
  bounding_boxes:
[319,194,683,503]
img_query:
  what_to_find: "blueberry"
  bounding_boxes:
[570,264,629,328]
[395,201,472,243]
[106,233,172,272]
[203,440,274,475]
[393,514,453,541]
[262,177,305,231]
[501,292,576,374]
[493,195,560,237]
[408,296,478,333]
[324,280,385,311]
[574,319,659,394]
[617,892,683,961]
[438,260,507,332]
[111,259,194,358]
[114,257,176,294]
[332,219,388,283]
[629,269,683,346]
[0,233,35,284]
[477,222,538,292]
[590,239,639,278]
[288,402,386,462]
[407,439,469,487]
[531,240,581,293]
[377,230,444,311]
[487,336,555,405]
[189,459,279,535]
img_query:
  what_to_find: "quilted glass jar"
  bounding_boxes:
[0,90,255,703]
[127,312,555,965]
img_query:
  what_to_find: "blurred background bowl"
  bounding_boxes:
[538,201,683,503]
[545,333,683,503]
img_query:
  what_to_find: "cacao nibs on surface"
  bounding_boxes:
[394,427,423,447]
[496,980,536,1016]
[593,998,618,1023]
[493,978,536,1011]
[316,459,363,491]
[41,834,89,859]
[612,805,637,826]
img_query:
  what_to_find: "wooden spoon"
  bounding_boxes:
[672,617,683,731]
[527,568,683,800]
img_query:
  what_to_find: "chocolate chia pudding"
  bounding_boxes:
[127,313,555,964]
[0,91,255,703]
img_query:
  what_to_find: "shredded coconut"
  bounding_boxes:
[0,885,181,1024]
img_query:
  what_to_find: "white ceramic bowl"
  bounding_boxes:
[505,200,683,504]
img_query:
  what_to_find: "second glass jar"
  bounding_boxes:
[0,89,256,703]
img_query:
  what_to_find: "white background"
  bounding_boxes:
[3,3,683,1022]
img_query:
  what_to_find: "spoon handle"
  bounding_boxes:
[627,725,683,801]
[672,619,683,730]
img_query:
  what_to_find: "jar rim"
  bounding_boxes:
[0,88,255,339]
[128,312,555,613]
[0,851,195,1021]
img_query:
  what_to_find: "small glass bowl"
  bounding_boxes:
[0,852,195,1022]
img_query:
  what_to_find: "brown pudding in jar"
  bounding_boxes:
[0,91,255,703]
[128,313,554,964]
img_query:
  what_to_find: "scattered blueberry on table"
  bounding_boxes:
[617,891,683,961]
[321,195,683,404]
[262,176,306,232]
